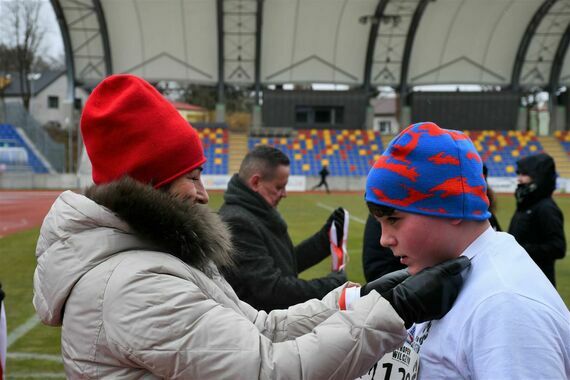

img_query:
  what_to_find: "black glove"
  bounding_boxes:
[322,207,345,244]
[360,268,410,296]
[0,282,4,303]
[380,256,470,328]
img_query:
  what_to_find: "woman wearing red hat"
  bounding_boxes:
[32,75,466,379]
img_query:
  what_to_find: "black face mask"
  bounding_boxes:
[515,182,537,204]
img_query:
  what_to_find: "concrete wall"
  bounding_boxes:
[0,173,81,190]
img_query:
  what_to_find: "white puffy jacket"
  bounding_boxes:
[33,178,406,379]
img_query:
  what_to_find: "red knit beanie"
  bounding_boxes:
[81,74,206,188]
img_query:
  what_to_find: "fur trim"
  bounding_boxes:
[84,177,234,276]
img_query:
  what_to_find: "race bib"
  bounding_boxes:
[356,340,419,380]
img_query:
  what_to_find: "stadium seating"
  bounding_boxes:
[249,129,384,176]
[194,125,228,175]
[0,124,49,173]
[464,130,543,177]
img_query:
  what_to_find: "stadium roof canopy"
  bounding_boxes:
[51,0,570,98]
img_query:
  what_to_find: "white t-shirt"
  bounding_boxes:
[412,227,570,379]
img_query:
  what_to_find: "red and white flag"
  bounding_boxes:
[329,209,349,271]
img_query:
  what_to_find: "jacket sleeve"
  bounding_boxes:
[523,202,566,261]
[103,269,407,379]
[226,215,346,309]
[294,227,330,272]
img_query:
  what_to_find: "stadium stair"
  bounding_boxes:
[537,136,570,178]
[381,134,395,152]
[228,131,248,175]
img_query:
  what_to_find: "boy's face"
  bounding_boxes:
[375,210,458,275]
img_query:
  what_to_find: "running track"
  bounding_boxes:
[0,191,62,237]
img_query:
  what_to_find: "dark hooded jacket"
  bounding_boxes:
[508,153,566,286]
[219,174,346,311]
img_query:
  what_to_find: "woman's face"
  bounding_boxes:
[167,168,209,205]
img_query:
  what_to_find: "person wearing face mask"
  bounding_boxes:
[508,153,566,287]
[32,75,468,379]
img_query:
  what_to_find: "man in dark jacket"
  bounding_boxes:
[508,153,566,287]
[220,145,346,311]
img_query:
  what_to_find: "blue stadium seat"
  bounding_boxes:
[249,129,384,176]
[465,130,543,177]
[0,124,48,173]
[194,126,228,175]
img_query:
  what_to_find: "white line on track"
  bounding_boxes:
[7,352,62,363]
[7,314,40,348]
[6,373,65,379]
[316,202,367,224]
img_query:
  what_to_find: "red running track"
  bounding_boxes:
[0,190,62,238]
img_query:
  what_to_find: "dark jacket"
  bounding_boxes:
[362,215,405,282]
[219,174,346,311]
[508,153,566,287]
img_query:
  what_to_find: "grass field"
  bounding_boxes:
[2,191,569,378]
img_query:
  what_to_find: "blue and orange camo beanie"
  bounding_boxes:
[365,122,490,220]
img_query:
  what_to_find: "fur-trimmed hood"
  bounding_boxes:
[34,177,233,326]
[84,177,234,273]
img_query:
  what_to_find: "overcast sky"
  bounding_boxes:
[0,0,64,62]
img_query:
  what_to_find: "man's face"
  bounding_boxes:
[256,164,290,208]
[376,210,457,274]
[516,173,533,185]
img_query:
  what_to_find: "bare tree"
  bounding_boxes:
[3,0,45,111]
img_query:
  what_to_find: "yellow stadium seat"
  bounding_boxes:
[293,143,300,150]
[302,164,310,171]
[280,138,287,145]
[494,155,502,162]
[215,148,222,154]
[321,159,329,166]
[512,150,520,157]
[214,158,222,165]
[294,153,301,160]
[530,145,537,152]
[506,165,514,173]
[359,149,367,156]
[261,138,268,144]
